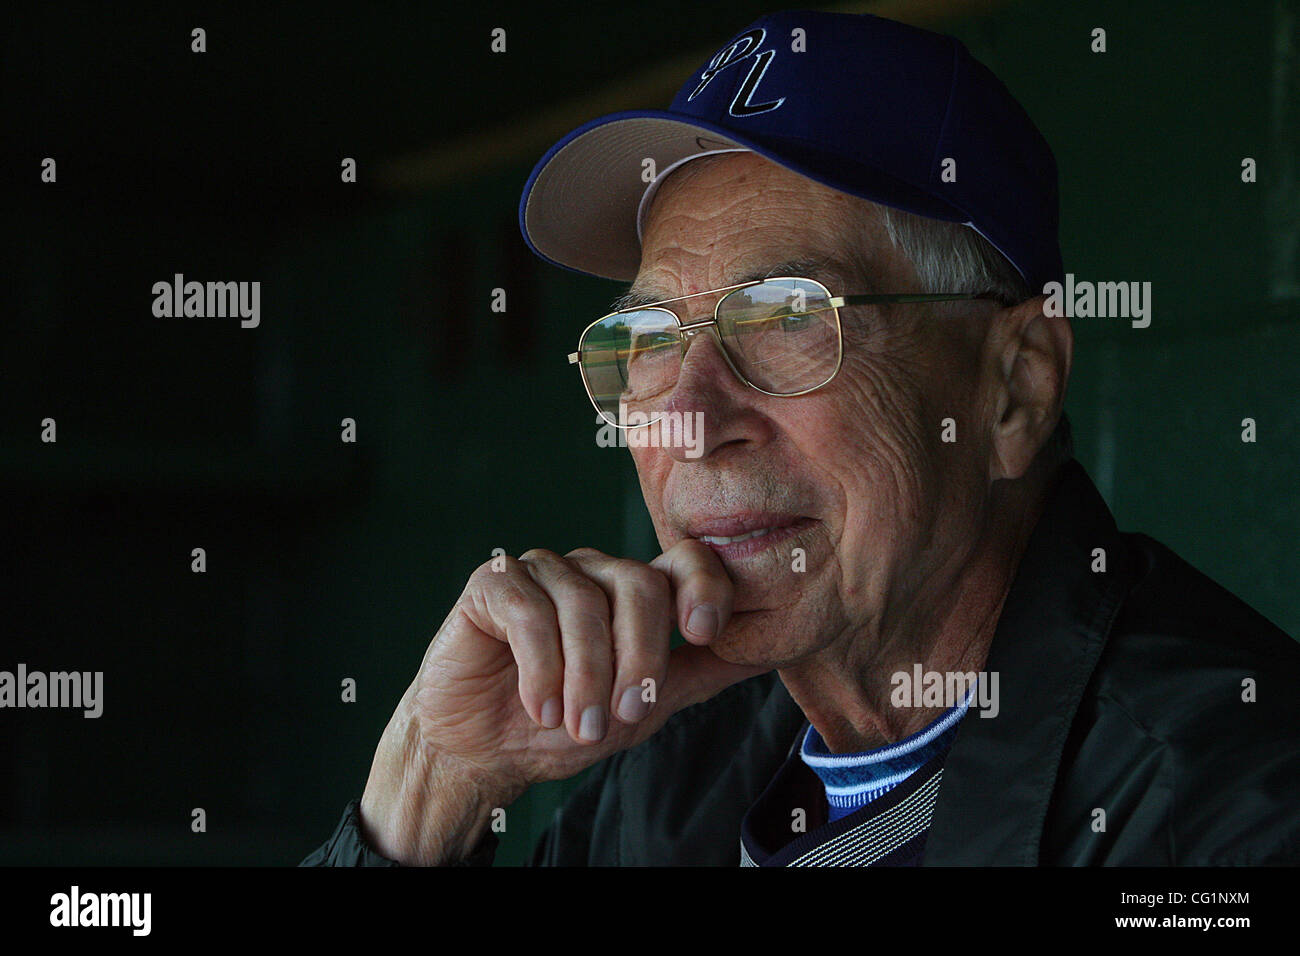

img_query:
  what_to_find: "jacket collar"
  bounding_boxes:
[923,459,1133,864]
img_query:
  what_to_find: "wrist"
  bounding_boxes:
[359,713,523,865]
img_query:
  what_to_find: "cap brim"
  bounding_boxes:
[520,109,975,283]
[520,110,759,282]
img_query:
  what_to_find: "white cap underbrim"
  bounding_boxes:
[520,114,748,282]
[634,147,752,243]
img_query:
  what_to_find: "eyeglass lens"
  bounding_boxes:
[579,278,840,424]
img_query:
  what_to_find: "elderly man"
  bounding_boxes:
[305,11,1299,866]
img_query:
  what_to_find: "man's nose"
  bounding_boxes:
[657,327,765,461]
[664,328,737,413]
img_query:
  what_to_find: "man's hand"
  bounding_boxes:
[358,538,768,865]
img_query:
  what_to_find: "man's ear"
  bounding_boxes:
[986,295,1073,481]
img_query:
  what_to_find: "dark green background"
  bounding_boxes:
[3,0,1296,864]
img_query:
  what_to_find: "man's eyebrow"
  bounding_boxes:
[607,255,851,313]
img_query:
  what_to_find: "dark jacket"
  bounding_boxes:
[304,460,1300,866]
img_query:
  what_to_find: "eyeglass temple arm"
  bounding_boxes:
[832,291,1003,306]
[717,291,1004,333]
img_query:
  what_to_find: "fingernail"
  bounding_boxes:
[618,686,650,723]
[687,604,718,639]
[540,697,562,729]
[579,705,607,742]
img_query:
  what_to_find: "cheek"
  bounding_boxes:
[829,318,989,489]
[814,350,936,516]
[810,336,990,581]
[793,346,964,592]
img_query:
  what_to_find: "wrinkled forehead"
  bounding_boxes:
[644,151,870,229]
[636,152,901,295]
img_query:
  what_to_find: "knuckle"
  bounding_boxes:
[607,558,671,601]
[635,565,674,602]
[608,555,651,578]
[564,660,610,687]
[519,547,560,565]
[564,546,606,561]
[565,608,613,645]
[469,557,504,584]
[618,588,673,632]
[553,568,609,608]
[495,581,546,623]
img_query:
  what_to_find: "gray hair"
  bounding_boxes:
[876,205,1073,465]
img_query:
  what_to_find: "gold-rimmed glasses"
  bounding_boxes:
[568,276,993,427]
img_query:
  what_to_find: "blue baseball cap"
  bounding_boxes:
[519,10,1063,292]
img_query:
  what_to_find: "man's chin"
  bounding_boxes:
[706,611,807,668]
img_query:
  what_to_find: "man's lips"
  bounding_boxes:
[685,513,805,538]
[684,514,815,559]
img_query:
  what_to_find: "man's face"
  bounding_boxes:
[630,152,998,667]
